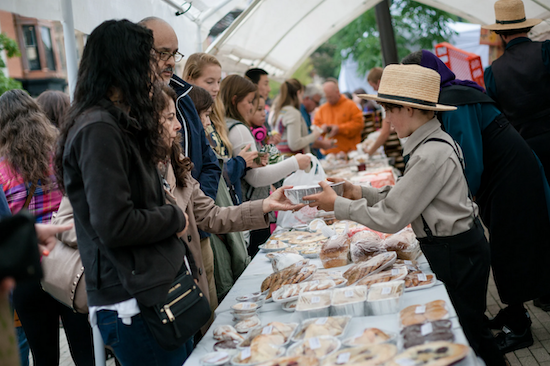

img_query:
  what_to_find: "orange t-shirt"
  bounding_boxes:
[313,94,364,154]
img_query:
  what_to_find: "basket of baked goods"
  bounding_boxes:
[343,252,397,285]
[322,343,398,366]
[367,280,405,315]
[342,328,398,348]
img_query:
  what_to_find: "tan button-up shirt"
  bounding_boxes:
[334,118,477,238]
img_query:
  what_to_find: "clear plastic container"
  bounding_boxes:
[367,280,404,315]
[342,328,398,348]
[201,351,231,365]
[292,316,352,342]
[238,322,298,349]
[322,343,397,366]
[230,345,285,366]
[295,290,332,320]
[286,335,341,360]
[330,286,367,317]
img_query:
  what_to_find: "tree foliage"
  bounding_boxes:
[310,0,458,77]
[0,33,22,94]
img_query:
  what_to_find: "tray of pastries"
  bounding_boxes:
[342,328,397,347]
[353,266,407,288]
[286,336,341,360]
[292,316,351,342]
[387,341,469,366]
[400,300,449,327]
[404,272,436,291]
[343,252,397,285]
[322,343,398,366]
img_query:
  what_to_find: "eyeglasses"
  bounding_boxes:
[153,48,184,62]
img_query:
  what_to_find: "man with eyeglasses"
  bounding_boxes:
[139,17,221,309]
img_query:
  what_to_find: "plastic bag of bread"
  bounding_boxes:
[384,228,420,260]
[320,234,350,268]
[349,231,385,263]
[271,253,305,272]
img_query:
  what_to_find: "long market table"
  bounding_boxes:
[184,248,484,366]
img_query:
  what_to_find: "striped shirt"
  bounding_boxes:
[0,158,62,223]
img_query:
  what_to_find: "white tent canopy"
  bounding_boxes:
[208,0,550,80]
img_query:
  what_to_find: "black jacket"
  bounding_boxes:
[63,100,188,307]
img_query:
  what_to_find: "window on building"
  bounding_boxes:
[40,26,56,71]
[22,25,40,70]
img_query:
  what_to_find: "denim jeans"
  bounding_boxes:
[96,310,193,366]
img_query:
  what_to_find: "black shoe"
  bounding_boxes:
[534,298,550,311]
[494,327,533,354]
[488,308,532,330]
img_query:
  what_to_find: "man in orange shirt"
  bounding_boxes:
[313,78,364,154]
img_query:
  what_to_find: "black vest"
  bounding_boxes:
[491,39,550,140]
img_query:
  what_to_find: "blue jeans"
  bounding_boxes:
[17,326,29,366]
[97,310,193,366]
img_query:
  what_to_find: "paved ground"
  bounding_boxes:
[46,274,549,366]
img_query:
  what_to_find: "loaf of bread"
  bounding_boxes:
[349,230,385,263]
[320,235,350,268]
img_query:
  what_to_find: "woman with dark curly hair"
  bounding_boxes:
[0,89,94,366]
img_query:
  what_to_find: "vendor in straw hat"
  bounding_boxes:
[483,0,550,183]
[304,64,505,366]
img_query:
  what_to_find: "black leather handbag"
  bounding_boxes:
[138,266,211,350]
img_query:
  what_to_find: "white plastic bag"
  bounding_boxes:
[277,154,327,228]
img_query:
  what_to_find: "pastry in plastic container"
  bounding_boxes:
[236,292,263,303]
[271,253,306,272]
[399,300,449,327]
[235,316,261,334]
[320,234,351,269]
[404,272,436,291]
[393,259,421,273]
[231,343,285,365]
[354,266,408,288]
[239,322,298,349]
[383,228,420,260]
[272,280,336,303]
[201,351,232,366]
[343,252,397,284]
[296,290,332,320]
[288,233,327,246]
[387,341,469,366]
[214,340,241,356]
[349,231,385,263]
[258,240,289,252]
[330,286,367,317]
[232,310,260,322]
[322,343,398,366]
[367,280,405,315]
[342,328,397,347]
[292,316,351,342]
[232,302,260,314]
[401,319,454,349]
[214,325,246,342]
[255,356,319,366]
[286,335,341,360]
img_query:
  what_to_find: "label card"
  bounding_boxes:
[262,326,273,335]
[421,322,433,336]
[415,305,426,314]
[311,296,320,304]
[391,268,400,276]
[241,347,251,359]
[345,290,354,298]
[309,337,321,350]
[418,273,428,282]
[381,287,392,295]
[315,317,328,325]
[337,352,351,364]
[404,260,413,265]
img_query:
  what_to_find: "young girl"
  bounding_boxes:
[303,64,504,366]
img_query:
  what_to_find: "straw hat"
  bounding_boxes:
[358,65,456,112]
[482,0,541,31]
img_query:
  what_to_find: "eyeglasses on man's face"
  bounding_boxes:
[154,48,184,62]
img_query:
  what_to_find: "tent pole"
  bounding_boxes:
[375,0,399,66]
[61,0,78,100]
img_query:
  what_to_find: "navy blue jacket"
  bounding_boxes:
[0,185,10,217]
[170,75,221,239]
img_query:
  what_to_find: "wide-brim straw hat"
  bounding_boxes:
[482,0,541,31]
[358,64,457,112]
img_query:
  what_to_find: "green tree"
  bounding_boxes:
[313,0,458,77]
[309,43,340,79]
[0,33,22,94]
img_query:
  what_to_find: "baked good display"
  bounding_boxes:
[322,343,398,366]
[266,249,300,261]
[383,228,420,260]
[393,259,421,273]
[388,341,469,366]
[293,316,350,341]
[232,342,283,365]
[404,272,436,290]
[213,325,245,342]
[289,233,328,245]
[263,240,288,249]
[213,339,240,353]
[343,252,397,284]
[235,315,261,333]
[320,234,351,268]
[261,262,316,299]
[232,302,259,313]
[400,300,449,327]
[331,286,368,317]
[367,280,405,316]
[343,328,395,347]
[349,231,385,263]
[354,266,408,288]
[401,320,454,349]
[239,322,298,348]
[286,336,340,359]
[296,290,332,317]
[271,253,306,272]
[255,356,320,366]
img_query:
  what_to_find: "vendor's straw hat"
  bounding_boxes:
[482,0,541,31]
[358,65,456,112]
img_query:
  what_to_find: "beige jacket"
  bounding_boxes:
[165,163,269,302]
[276,105,319,154]
[335,118,477,237]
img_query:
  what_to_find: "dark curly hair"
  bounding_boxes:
[55,19,165,192]
[0,89,58,187]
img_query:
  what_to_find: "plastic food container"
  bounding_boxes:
[322,343,398,366]
[330,286,367,317]
[367,280,404,315]
[286,335,341,360]
[342,328,397,348]
[201,351,232,365]
[238,323,298,348]
[401,319,454,349]
[231,310,259,322]
[236,292,263,303]
[284,181,344,204]
[232,302,259,314]
[292,316,352,342]
[230,345,285,365]
[354,266,408,288]
[295,290,332,320]
[213,340,241,356]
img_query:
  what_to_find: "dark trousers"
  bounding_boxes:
[525,131,550,184]
[248,227,271,257]
[12,281,94,366]
[419,220,505,366]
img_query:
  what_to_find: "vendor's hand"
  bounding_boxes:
[238,144,259,168]
[295,153,311,170]
[327,125,339,138]
[177,212,190,238]
[35,222,73,256]
[262,186,305,213]
[327,178,362,200]
[302,181,337,212]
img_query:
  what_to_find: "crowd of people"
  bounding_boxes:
[0,0,549,365]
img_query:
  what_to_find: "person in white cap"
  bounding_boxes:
[304,64,505,366]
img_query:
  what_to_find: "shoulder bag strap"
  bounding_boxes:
[22,183,37,210]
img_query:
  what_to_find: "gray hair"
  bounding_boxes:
[304,84,324,98]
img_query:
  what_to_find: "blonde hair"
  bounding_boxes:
[271,78,303,122]
[182,53,232,153]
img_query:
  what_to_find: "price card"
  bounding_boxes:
[391,268,400,276]
[315,317,328,325]
[337,352,351,364]
[309,337,321,350]
[415,305,426,314]
[381,287,392,295]
[262,326,273,335]
[404,260,413,265]
[345,290,354,298]
[206,352,228,363]
[300,267,309,273]
[241,303,251,309]
[311,296,320,304]
[421,322,433,336]
[241,347,251,360]
[418,273,428,282]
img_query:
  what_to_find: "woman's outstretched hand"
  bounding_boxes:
[262,186,305,213]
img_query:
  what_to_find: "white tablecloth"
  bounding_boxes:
[184,252,483,366]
